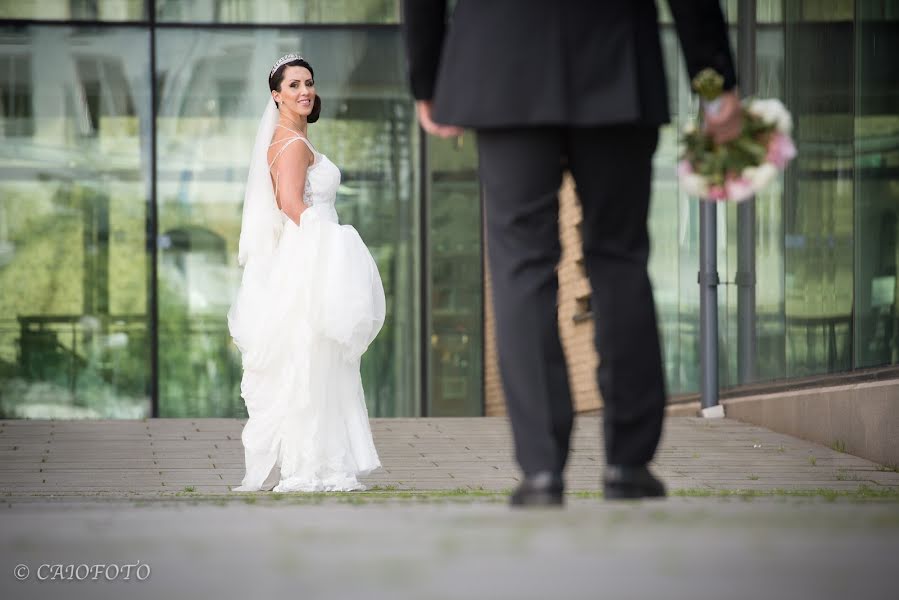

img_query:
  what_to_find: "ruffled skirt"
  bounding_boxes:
[227,205,385,492]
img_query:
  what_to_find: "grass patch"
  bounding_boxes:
[830,440,848,453]
[875,464,899,473]
[672,485,899,502]
[569,491,603,499]
[216,486,514,505]
[126,484,899,506]
[808,456,817,466]
[748,474,759,481]
[834,470,862,482]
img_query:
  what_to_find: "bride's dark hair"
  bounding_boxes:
[269,57,322,124]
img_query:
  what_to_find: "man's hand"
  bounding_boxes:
[703,90,742,144]
[416,100,464,138]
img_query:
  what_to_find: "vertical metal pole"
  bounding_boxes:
[418,123,430,418]
[699,201,719,410]
[737,0,757,385]
[479,181,487,417]
[148,0,159,417]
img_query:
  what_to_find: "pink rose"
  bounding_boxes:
[725,177,755,202]
[677,160,693,177]
[766,133,797,169]
[707,185,727,201]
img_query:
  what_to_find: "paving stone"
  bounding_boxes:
[1,417,896,497]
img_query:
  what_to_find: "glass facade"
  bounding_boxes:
[0,1,146,21]
[0,1,483,418]
[426,135,482,416]
[0,24,152,418]
[155,1,398,24]
[652,0,899,393]
[0,1,895,418]
[153,27,420,417]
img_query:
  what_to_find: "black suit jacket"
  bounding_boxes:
[402,0,737,128]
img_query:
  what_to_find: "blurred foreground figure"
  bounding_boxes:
[402,1,739,505]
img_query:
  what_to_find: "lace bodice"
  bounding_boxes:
[268,125,341,221]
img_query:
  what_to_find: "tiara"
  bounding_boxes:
[270,53,304,77]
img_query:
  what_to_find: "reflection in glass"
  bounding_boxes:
[0,25,151,418]
[782,5,856,377]
[427,136,482,416]
[3,5,891,420]
[648,25,701,395]
[854,2,899,368]
[0,0,145,21]
[154,28,418,417]
[156,0,398,24]
[650,2,899,395]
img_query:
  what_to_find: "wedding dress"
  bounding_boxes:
[227,102,385,492]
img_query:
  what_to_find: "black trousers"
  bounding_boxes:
[476,125,666,475]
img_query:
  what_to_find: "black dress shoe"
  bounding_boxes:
[603,465,666,500]
[510,471,564,507]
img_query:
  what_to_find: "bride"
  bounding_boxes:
[228,54,385,492]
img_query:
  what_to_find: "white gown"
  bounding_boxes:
[228,132,385,492]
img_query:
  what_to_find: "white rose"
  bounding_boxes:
[743,163,778,192]
[748,99,774,123]
[681,173,709,198]
[749,99,792,134]
[772,104,793,134]
[748,99,764,118]
[683,118,697,135]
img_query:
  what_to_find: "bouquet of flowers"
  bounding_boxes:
[678,68,796,202]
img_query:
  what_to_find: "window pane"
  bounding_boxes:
[800,0,855,21]
[854,2,899,368]
[649,25,702,395]
[0,0,146,21]
[0,25,152,418]
[427,136,482,416]
[753,25,788,383]
[154,28,419,417]
[156,0,398,24]
[781,11,856,377]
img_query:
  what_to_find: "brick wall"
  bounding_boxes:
[483,246,507,416]
[484,174,603,416]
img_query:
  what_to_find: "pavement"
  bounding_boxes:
[2,416,898,496]
[2,416,899,600]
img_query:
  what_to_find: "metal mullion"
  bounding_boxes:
[419,125,430,417]
[737,0,757,385]
[148,0,159,417]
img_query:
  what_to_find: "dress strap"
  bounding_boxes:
[268,136,306,169]
[272,124,318,156]
[275,124,303,137]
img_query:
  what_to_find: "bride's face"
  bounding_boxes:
[273,65,315,121]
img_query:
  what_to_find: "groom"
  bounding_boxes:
[402,1,741,504]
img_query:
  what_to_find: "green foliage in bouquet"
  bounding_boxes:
[682,68,776,187]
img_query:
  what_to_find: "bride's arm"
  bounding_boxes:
[272,141,315,225]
